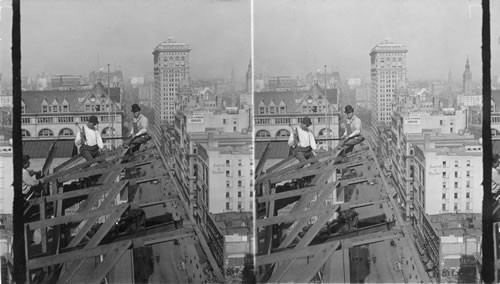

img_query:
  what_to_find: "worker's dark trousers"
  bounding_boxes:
[129,134,151,153]
[80,144,99,161]
[338,136,364,154]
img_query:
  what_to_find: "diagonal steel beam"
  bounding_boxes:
[56,204,129,284]
[256,204,340,228]
[26,203,129,231]
[255,142,272,177]
[28,181,128,206]
[66,181,128,248]
[267,208,337,283]
[257,181,340,203]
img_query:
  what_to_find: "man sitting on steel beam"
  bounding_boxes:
[126,104,151,153]
[288,116,317,163]
[337,105,365,157]
[22,155,45,200]
[74,115,104,161]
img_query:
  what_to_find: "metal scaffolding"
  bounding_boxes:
[255,142,431,283]
[23,135,223,283]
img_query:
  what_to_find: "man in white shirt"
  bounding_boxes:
[288,116,317,162]
[127,104,150,153]
[22,155,44,199]
[337,105,364,156]
[75,115,104,161]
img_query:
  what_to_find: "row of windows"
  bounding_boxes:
[442,181,472,189]
[224,160,253,167]
[21,127,116,137]
[22,116,116,124]
[442,160,472,167]
[226,180,254,188]
[225,191,253,198]
[225,170,253,177]
[258,106,287,114]
[442,192,471,199]
[255,128,332,138]
[442,202,472,211]
[442,171,472,178]
[40,105,70,113]
[226,201,252,210]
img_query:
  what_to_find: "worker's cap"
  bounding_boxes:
[88,115,99,125]
[131,104,141,113]
[301,116,312,126]
[344,105,354,114]
[22,155,30,164]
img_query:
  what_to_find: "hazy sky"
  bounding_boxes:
[1,0,251,81]
[2,0,500,84]
[255,0,499,82]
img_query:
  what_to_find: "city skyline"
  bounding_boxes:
[254,0,491,81]
[0,0,251,82]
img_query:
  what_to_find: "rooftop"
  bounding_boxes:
[429,213,482,237]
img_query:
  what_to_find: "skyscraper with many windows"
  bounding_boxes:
[370,39,407,126]
[153,39,191,126]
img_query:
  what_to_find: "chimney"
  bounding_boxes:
[424,133,431,150]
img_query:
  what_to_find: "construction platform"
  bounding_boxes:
[255,142,432,283]
[22,136,224,284]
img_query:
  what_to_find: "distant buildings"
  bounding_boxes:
[50,74,83,89]
[355,83,370,109]
[21,83,124,150]
[370,38,408,127]
[153,39,191,126]
[462,58,472,95]
[88,69,124,88]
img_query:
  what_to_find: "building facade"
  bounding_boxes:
[153,39,191,126]
[206,145,253,214]
[370,39,408,127]
[254,84,340,150]
[21,83,123,149]
[413,142,483,219]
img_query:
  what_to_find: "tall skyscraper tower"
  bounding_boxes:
[369,39,407,127]
[463,57,472,95]
[153,39,191,126]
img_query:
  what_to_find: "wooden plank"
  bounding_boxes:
[84,240,132,284]
[26,203,129,230]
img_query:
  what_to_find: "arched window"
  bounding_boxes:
[59,128,74,136]
[255,130,271,138]
[102,127,116,136]
[276,129,290,137]
[39,128,54,137]
[21,129,31,137]
[319,128,333,137]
